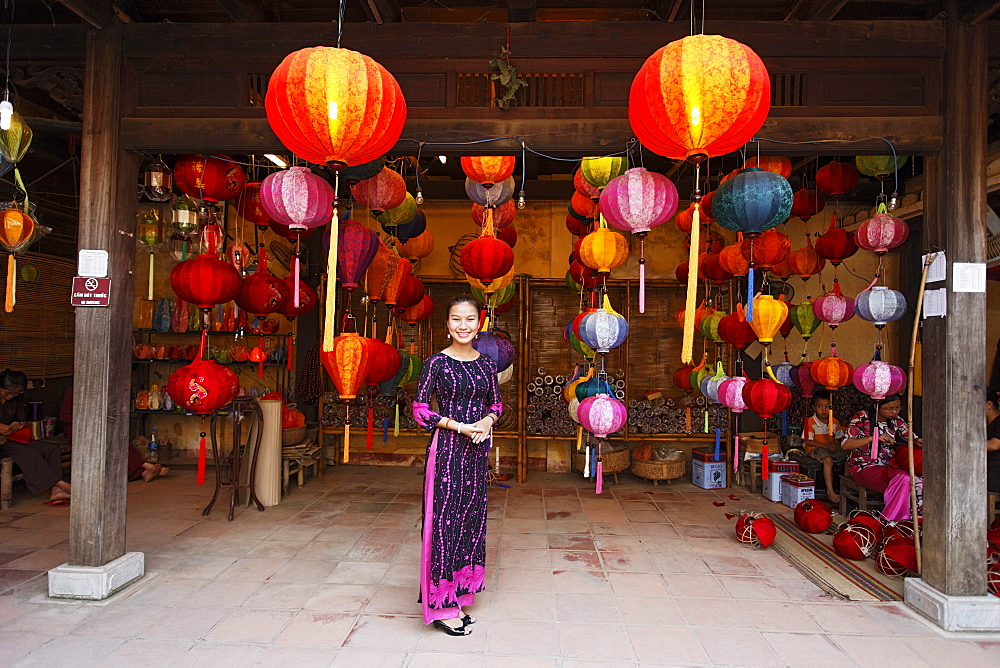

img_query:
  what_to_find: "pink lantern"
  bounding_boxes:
[853,361,907,400]
[350,167,407,215]
[260,166,335,230]
[718,376,749,413]
[578,393,627,439]
[599,168,680,313]
[813,282,855,328]
[855,212,909,255]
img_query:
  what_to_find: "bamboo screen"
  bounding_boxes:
[0,252,76,378]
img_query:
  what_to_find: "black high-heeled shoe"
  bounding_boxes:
[433,619,472,636]
[461,613,476,626]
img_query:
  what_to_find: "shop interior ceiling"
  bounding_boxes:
[1,0,997,260]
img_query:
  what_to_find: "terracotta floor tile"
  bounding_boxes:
[701,554,765,576]
[183,579,262,607]
[169,555,238,579]
[325,560,389,585]
[488,619,559,657]
[18,634,125,666]
[304,584,377,613]
[242,580,320,610]
[550,549,603,570]
[737,599,821,632]
[253,644,337,667]
[136,605,231,641]
[343,613,423,651]
[498,547,551,569]
[675,596,753,628]
[900,635,998,665]
[216,557,286,581]
[547,534,596,550]
[614,594,684,625]
[363,585,422,616]
[102,638,194,667]
[607,571,669,597]
[832,633,932,667]
[663,572,728,598]
[268,558,340,583]
[558,621,635,661]
[175,641,263,666]
[555,592,620,622]
[551,569,611,595]
[204,607,294,643]
[496,567,553,592]
[491,590,557,621]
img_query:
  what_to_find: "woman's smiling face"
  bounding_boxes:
[447,301,480,344]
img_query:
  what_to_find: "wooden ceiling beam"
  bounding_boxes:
[652,0,685,21]
[216,0,278,23]
[784,0,850,21]
[360,0,401,24]
[56,0,132,29]
[963,0,1000,23]
[508,0,537,23]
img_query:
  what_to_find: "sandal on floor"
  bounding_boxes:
[433,619,472,636]
[461,614,476,625]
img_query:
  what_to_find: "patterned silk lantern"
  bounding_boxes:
[277,277,317,319]
[578,295,629,354]
[468,266,514,294]
[788,241,825,279]
[235,182,272,228]
[497,226,517,249]
[749,295,788,345]
[473,200,516,229]
[674,205,696,234]
[574,169,601,201]
[791,300,822,340]
[743,378,792,418]
[855,155,908,180]
[855,286,907,327]
[473,331,516,373]
[814,213,859,266]
[350,167,406,215]
[719,240,750,276]
[373,192,417,228]
[698,252,733,283]
[322,332,371,401]
[740,228,791,268]
[174,154,246,203]
[401,294,434,324]
[579,227,628,273]
[855,209,909,255]
[719,376,749,412]
[466,177,515,207]
[773,360,795,387]
[381,254,412,308]
[581,156,627,189]
[341,156,386,185]
[743,155,792,178]
[461,156,516,188]
[712,168,793,236]
[400,230,434,260]
[236,248,287,315]
[628,34,770,161]
[813,282,855,328]
[395,275,426,312]
[365,338,402,386]
[0,113,32,163]
[854,361,906,400]
[770,256,795,280]
[701,311,726,343]
[170,253,242,311]
[673,365,696,393]
[575,375,615,403]
[384,209,425,243]
[566,214,590,238]
[811,353,854,390]
[365,241,398,303]
[791,188,825,222]
[569,191,598,222]
[790,362,818,399]
[461,236,514,281]
[265,46,406,169]
[578,394,627,439]
[815,160,859,197]
[675,302,715,331]
[718,306,758,349]
[337,219,380,292]
[260,167,335,230]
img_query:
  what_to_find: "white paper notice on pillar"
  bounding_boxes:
[922,252,946,283]
[923,288,947,318]
[78,250,109,278]
[952,262,986,293]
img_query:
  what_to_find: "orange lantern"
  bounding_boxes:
[749,295,789,344]
[743,156,792,179]
[174,154,246,203]
[381,254,412,308]
[719,239,749,277]
[401,294,434,324]
[788,241,826,279]
[740,228,791,269]
[0,205,37,313]
[321,331,371,462]
[811,353,854,390]
[364,241,399,304]
[461,156,516,188]
[770,257,795,280]
[579,227,628,273]
[399,230,434,259]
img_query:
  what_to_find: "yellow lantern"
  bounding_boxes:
[563,367,594,403]
[749,294,789,344]
[467,265,514,294]
[580,156,627,189]
[579,227,628,273]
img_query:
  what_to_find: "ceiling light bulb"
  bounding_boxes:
[0,98,12,131]
[263,154,288,168]
[888,191,899,211]
[517,190,526,209]
[438,155,447,164]
[415,189,424,205]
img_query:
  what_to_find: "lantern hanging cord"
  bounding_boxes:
[3,0,14,94]
[336,0,344,48]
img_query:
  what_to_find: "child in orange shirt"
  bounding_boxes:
[802,389,846,503]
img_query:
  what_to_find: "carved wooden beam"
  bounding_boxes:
[963,0,1000,23]
[784,0,850,21]
[360,0,401,24]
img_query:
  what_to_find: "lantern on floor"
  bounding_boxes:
[341,156,386,185]
[466,177,515,208]
[400,230,434,260]
[579,227,628,273]
[719,240,749,276]
[174,154,246,203]
[794,500,833,534]
[473,200,516,229]
[580,156,627,190]
[813,282,855,330]
[337,218,380,294]
[235,182,271,227]
[740,228,791,268]
[791,188,825,222]
[673,365,696,393]
[574,169,600,201]
[855,209,909,255]
[816,161,859,197]
[170,253,242,313]
[875,540,917,578]
[718,307,758,349]
[811,353,854,390]
[236,247,287,315]
[854,360,906,400]
[790,362,818,399]
[749,295,789,344]
[265,46,406,169]
[461,235,514,281]
[855,286,907,327]
[578,394,627,439]
[856,155,908,180]
[578,295,629,354]
[735,513,776,549]
[461,156,516,188]
[790,300,821,340]
[373,192,417,228]
[832,523,876,560]
[814,213,858,267]
[474,331,516,373]
[712,168,793,236]
[401,294,434,324]
[350,167,406,215]
[743,155,792,178]
[719,376,749,412]
[788,241,825,280]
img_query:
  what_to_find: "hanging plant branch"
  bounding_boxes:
[489,48,527,110]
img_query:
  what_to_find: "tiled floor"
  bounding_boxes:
[1,465,998,666]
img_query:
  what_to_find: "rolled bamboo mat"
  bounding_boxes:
[254,399,283,507]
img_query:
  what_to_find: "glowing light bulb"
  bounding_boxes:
[0,97,12,131]
[415,189,424,205]
[888,192,899,211]
[517,190,526,209]
[328,101,339,120]
[438,155,447,164]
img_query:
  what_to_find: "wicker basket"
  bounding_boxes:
[630,457,686,485]
[282,426,307,447]
[572,447,631,474]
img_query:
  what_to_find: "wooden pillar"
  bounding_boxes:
[919,16,988,596]
[68,23,137,567]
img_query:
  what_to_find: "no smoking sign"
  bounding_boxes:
[71,276,112,307]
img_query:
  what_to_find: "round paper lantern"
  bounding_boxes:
[0,205,36,252]
[581,156,627,189]
[712,168,793,236]
[579,228,628,273]
[566,213,590,237]
[856,155,908,179]
[814,214,859,265]
[364,338,402,386]
[811,354,854,390]
[698,252,733,283]
[321,332,371,400]
[718,310,757,349]
[791,300,822,340]
[788,242,825,279]
[749,295,789,344]
[743,378,792,418]
[855,212,909,255]
[567,397,581,423]
[461,156,516,188]
[401,294,434,324]
[600,168,679,234]
[468,265,515,294]
[350,167,406,215]
[374,192,417,227]
[170,254,242,311]
[854,361,907,400]
[743,155,792,178]
[277,277,318,319]
[628,34,770,161]
[791,188,826,222]
[700,190,717,220]
[337,219,380,290]
[235,249,288,315]
[675,303,715,331]
[832,523,876,560]
[265,46,406,169]
[691,365,713,394]
[384,209,426,243]
[855,286,907,327]
[569,331,596,359]
[875,541,918,577]
[794,500,833,534]
[569,191,597,221]
[578,394,627,438]
[461,236,514,281]
[400,230,434,259]
[741,228,791,268]
[174,154,247,203]
[770,257,795,280]
[719,376,749,412]
[814,283,855,327]
[341,156,386,185]
[473,199,516,229]
[466,177,515,207]
[701,311,726,343]
[167,357,240,415]
[578,296,629,354]
[260,166,335,230]
[735,514,777,549]
[473,331,516,372]
[719,241,750,276]
[235,182,272,227]
[673,365,696,393]
[816,160,859,196]
[790,362,818,399]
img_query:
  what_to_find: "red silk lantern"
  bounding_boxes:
[891,445,923,477]
[174,154,246,203]
[791,188,826,222]
[497,225,517,249]
[815,160,859,197]
[674,261,689,283]
[770,257,795,280]
[718,307,757,348]
[811,353,854,390]
[235,182,272,227]
[833,523,876,560]
[570,260,600,289]
[744,155,792,179]
[875,540,918,577]
[265,46,406,170]
[790,362,818,399]
[735,514,777,549]
[473,200,516,229]
[628,34,770,161]
[675,303,714,331]
[350,167,406,215]
[235,248,288,315]
[700,190,716,220]
[570,191,597,220]
[815,214,859,265]
[277,277,317,319]
[742,378,792,419]
[401,294,434,324]
[566,214,590,237]
[337,219,380,291]
[573,168,600,201]
[855,211,909,255]
[740,228,791,268]
[461,236,514,281]
[365,337,402,386]
[698,252,732,283]
[788,241,826,279]
[170,254,242,311]
[395,275,425,312]
[675,205,696,234]
[848,513,885,543]
[719,241,749,276]
[779,309,794,338]
[673,365,695,393]
[461,156,516,188]
[794,500,833,534]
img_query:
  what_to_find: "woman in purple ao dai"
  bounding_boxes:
[412,297,503,636]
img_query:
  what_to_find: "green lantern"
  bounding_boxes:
[565,270,582,293]
[401,352,422,385]
[471,281,515,308]
[790,300,821,340]
[374,192,417,227]
[580,156,627,189]
[855,155,909,180]
[570,331,596,359]
[700,311,726,344]
[0,113,32,163]
[691,365,713,395]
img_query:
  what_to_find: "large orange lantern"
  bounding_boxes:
[719,239,749,277]
[740,228,791,269]
[461,156,515,188]
[399,230,434,259]
[579,227,628,273]
[749,295,789,344]
[788,240,826,279]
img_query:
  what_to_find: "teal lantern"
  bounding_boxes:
[712,168,793,236]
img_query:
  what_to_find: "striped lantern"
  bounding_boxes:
[811,354,854,390]
[466,177,515,207]
[321,332,371,401]
[855,210,909,255]
[170,254,242,311]
[579,227,628,273]
[350,167,406,215]
[854,361,907,400]
[399,231,434,259]
[395,275,426,312]
[741,228,791,268]
[383,209,426,243]
[791,300,822,340]
[699,252,733,283]
[578,295,629,354]
[473,331,516,372]
[855,155,908,180]
[788,241,826,279]
[855,286,907,327]
[673,365,695,393]
[570,191,598,221]
[365,241,399,303]
[337,219,380,291]
[574,169,600,201]
[461,156,516,188]
[700,362,729,403]
[401,294,434,324]
[578,393,627,439]
[749,294,789,344]
[460,236,514,281]
[813,283,855,328]
[260,167,335,230]
[719,241,750,276]
[718,306,758,349]
[742,378,792,419]
[341,156,386,185]
[580,156,627,189]
[700,311,726,344]
[380,254,412,308]
[773,361,795,387]
[712,168,794,236]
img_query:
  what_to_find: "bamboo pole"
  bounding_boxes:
[907,251,937,575]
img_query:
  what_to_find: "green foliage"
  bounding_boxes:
[489,48,527,110]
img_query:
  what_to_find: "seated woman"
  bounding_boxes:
[987,388,1000,494]
[841,393,922,521]
[0,369,71,505]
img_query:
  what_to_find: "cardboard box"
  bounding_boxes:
[781,474,816,508]
[762,462,800,502]
[692,458,727,489]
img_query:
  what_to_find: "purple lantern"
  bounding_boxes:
[578,394,627,438]
[473,331,516,373]
[337,218,379,291]
[773,361,795,388]
[813,282,855,328]
[790,362,818,399]
[718,376,749,413]
[853,360,906,400]
[260,166,335,230]
[700,363,729,404]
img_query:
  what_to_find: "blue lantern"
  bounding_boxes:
[773,360,795,387]
[341,156,386,184]
[855,286,906,327]
[575,375,615,402]
[712,168,793,236]
[578,296,629,354]
[473,331,515,372]
[382,209,426,242]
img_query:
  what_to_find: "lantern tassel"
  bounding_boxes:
[714,427,722,462]
[258,336,265,378]
[366,402,374,449]
[746,267,755,321]
[394,402,400,437]
[4,253,14,313]
[197,419,207,485]
[734,434,741,472]
[322,202,340,353]
[148,250,155,301]
[681,201,700,364]
[382,416,388,443]
[704,408,709,433]
[871,402,880,462]
[639,236,646,314]
[583,444,590,478]
[576,425,584,451]
[287,332,294,372]
[343,423,350,463]
[292,247,301,309]
[596,460,603,494]
[761,417,770,478]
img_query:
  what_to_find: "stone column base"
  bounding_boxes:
[905,577,1000,631]
[48,552,144,601]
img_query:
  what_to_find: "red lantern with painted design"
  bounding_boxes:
[174,154,246,203]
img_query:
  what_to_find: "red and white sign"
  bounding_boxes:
[71,276,112,307]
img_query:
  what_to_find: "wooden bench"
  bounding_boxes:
[1,438,72,510]
[838,473,885,517]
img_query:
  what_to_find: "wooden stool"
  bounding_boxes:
[737,459,763,494]
[838,474,885,516]
[282,454,319,496]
